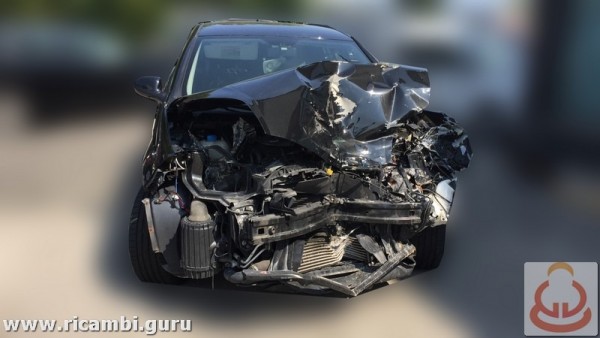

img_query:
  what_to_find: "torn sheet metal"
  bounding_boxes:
[169,61,430,167]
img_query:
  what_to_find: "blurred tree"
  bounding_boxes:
[171,0,301,13]
[401,0,441,13]
[0,0,303,41]
[215,0,302,14]
[0,0,167,41]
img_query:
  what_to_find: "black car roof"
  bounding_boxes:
[196,19,353,41]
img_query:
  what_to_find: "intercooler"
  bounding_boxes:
[298,234,369,273]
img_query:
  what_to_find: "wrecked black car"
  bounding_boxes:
[129,20,472,296]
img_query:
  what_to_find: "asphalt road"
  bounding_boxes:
[1,104,598,337]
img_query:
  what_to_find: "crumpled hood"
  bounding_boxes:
[169,61,430,167]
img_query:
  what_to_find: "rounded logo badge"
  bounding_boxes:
[525,262,597,336]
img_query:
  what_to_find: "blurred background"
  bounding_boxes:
[0,1,599,337]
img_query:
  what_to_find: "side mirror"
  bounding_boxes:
[134,76,165,102]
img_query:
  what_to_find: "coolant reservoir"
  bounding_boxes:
[199,134,230,161]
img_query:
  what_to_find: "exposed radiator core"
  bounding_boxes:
[344,237,369,262]
[297,234,369,273]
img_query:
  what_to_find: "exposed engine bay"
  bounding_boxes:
[140,61,472,296]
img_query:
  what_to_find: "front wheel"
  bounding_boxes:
[411,224,446,269]
[128,188,183,284]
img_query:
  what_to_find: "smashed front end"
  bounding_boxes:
[142,61,472,296]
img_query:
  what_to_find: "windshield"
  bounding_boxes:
[183,36,372,94]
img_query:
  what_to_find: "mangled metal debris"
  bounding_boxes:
[129,20,472,296]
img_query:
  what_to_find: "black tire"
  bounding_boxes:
[128,188,183,284]
[411,224,446,270]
